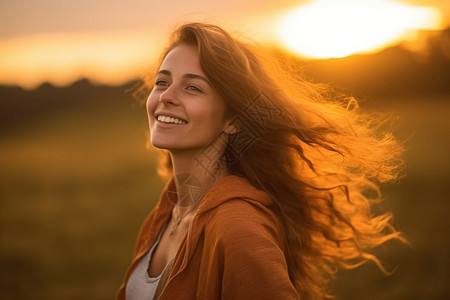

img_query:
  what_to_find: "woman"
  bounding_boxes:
[118,23,404,299]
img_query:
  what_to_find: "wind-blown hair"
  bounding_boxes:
[150,22,405,299]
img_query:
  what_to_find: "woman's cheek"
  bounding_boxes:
[146,93,158,115]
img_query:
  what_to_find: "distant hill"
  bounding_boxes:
[302,28,450,97]
[0,79,147,135]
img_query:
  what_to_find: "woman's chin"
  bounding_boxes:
[150,140,185,151]
[150,141,172,150]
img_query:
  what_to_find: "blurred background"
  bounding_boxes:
[1,0,449,299]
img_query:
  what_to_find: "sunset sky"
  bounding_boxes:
[0,0,449,89]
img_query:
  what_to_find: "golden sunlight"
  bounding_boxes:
[278,0,444,59]
[0,30,160,89]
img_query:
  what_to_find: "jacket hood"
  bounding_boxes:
[164,175,273,215]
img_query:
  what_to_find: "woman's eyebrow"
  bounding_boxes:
[156,69,210,86]
[184,73,211,86]
[156,69,171,76]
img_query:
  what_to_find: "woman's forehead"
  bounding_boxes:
[159,44,205,77]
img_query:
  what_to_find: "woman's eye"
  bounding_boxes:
[186,85,202,92]
[155,80,168,86]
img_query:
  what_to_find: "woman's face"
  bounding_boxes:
[147,44,230,154]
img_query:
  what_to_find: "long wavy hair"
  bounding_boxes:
[147,22,405,299]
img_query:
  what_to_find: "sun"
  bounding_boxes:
[278,0,443,59]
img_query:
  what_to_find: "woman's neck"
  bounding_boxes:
[169,149,229,213]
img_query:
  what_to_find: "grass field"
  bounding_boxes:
[1,83,449,299]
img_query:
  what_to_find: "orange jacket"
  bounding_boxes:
[118,175,299,299]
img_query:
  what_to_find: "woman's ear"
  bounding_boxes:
[223,120,239,135]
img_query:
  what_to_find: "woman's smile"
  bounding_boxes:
[156,115,188,125]
[154,111,189,129]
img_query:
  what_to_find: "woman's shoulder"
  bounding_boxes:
[201,175,273,211]
[202,180,281,245]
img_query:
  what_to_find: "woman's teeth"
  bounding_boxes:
[157,115,187,125]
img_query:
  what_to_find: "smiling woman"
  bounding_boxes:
[278,0,443,59]
[118,22,406,300]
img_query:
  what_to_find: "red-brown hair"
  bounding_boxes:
[149,22,405,299]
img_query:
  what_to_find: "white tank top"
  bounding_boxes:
[126,225,168,300]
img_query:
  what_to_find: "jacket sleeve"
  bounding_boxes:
[207,199,300,300]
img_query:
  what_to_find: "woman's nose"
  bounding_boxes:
[159,85,178,105]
